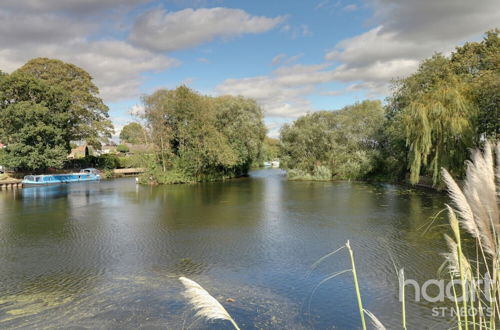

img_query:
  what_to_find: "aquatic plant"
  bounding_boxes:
[179,277,240,330]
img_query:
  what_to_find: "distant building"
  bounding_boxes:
[68,144,92,159]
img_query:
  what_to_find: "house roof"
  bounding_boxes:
[72,145,87,153]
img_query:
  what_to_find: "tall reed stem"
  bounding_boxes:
[399,268,407,330]
[346,240,367,330]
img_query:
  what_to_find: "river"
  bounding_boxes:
[0,169,451,329]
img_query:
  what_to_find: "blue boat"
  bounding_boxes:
[22,168,101,186]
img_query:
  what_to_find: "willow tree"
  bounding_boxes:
[402,77,476,185]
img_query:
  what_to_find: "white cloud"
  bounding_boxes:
[272,54,287,65]
[300,25,313,37]
[216,0,500,120]
[271,53,304,66]
[129,7,285,52]
[0,11,93,46]
[281,23,313,39]
[331,59,419,83]
[0,0,149,15]
[343,4,357,11]
[265,121,282,138]
[315,0,342,12]
[216,63,335,118]
[322,0,500,95]
[285,54,304,65]
[0,3,180,102]
[372,0,499,43]
[0,39,178,102]
[216,75,315,118]
[325,25,443,66]
[197,57,210,63]
[129,104,145,116]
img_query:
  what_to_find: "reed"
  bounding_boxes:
[179,277,240,330]
[398,268,407,330]
[441,141,500,329]
[346,240,367,330]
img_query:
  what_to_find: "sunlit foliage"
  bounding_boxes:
[386,30,499,186]
[141,86,265,183]
[280,100,385,180]
[16,58,113,148]
[0,72,73,170]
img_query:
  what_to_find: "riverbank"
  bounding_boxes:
[0,168,145,185]
[0,178,22,190]
[284,167,445,191]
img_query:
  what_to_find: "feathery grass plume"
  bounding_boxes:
[442,206,473,281]
[364,309,386,330]
[179,277,240,330]
[444,142,499,258]
[442,141,500,328]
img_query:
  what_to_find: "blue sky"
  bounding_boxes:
[1,0,499,138]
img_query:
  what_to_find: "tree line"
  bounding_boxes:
[1,29,496,186]
[280,29,499,187]
[0,58,267,182]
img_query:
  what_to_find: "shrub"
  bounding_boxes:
[287,166,332,181]
[313,165,332,180]
[117,144,129,153]
[139,168,195,185]
[117,153,154,168]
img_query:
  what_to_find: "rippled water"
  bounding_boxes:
[0,169,451,329]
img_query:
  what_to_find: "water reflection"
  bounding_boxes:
[0,170,450,328]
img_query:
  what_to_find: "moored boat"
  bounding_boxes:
[22,168,101,186]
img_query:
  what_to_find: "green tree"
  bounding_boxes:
[120,122,148,144]
[451,29,500,139]
[260,137,280,163]
[0,72,73,171]
[280,100,385,180]
[214,95,266,173]
[384,30,499,186]
[16,58,113,148]
[143,86,237,177]
[141,86,265,183]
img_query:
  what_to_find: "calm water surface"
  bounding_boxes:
[0,169,451,329]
